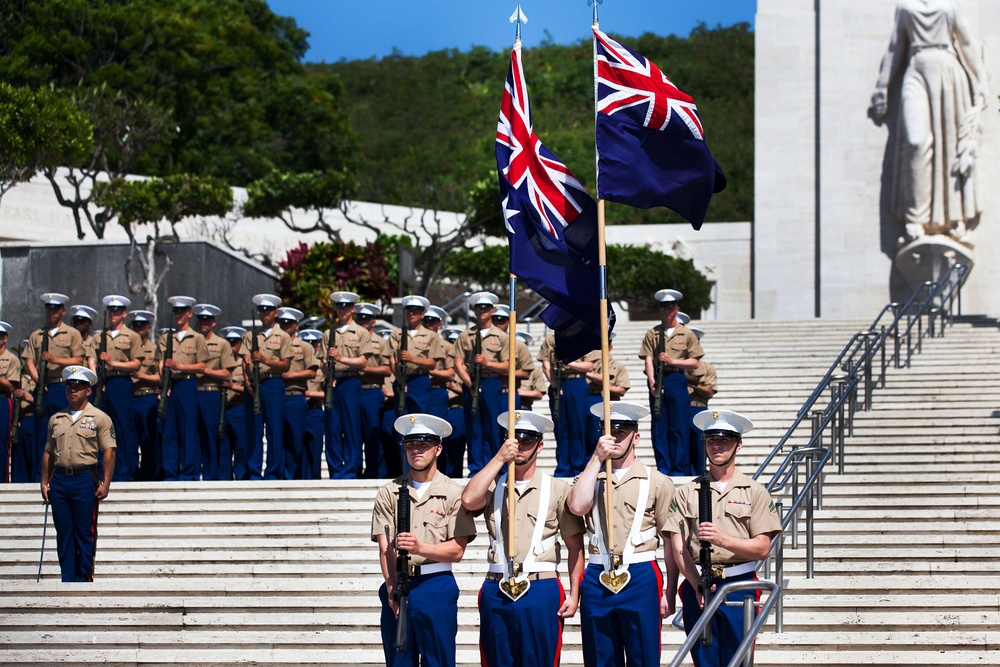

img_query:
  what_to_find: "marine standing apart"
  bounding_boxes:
[461,410,585,667]
[638,289,704,476]
[39,365,116,582]
[23,293,85,482]
[372,413,477,667]
[665,409,781,667]
[567,401,678,667]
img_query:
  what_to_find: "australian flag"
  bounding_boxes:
[496,42,613,363]
[594,27,727,229]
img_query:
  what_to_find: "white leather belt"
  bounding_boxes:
[413,562,452,576]
[487,562,557,574]
[589,551,657,567]
[697,561,758,579]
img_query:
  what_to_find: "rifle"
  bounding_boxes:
[158,328,174,419]
[251,310,261,416]
[551,359,562,421]
[395,326,408,417]
[34,320,49,409]
[94,311,108,409]
[217,379,227,443]
[698,468,714,647]
[470,327,482,417]
[324,328,336,411]
[393,473,411,652]
[653,329,665,419]
[9,388,22,451]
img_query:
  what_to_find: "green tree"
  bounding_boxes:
[0,83,92,202]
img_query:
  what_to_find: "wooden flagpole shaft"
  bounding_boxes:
[597,199,614,559]
[506,275,518,565]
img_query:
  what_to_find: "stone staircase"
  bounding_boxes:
[2,317,999,666]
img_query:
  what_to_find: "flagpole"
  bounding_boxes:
[591,0,617,571]
[506,273,518,579]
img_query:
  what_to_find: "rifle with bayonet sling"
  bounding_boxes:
[653,329,665,419]
[393,473,411,652]
[158,329,174,419]
[396,326,408,417]
[470,327,482,417]
[551,359,562,421]
[324,327,336,411]
[698,468,714,646]
[34,320,49,409]
[94,311,108,409]
[251,310,261,416]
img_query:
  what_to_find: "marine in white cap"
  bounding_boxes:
[23,292,86,480]
[191,304,237,481]
[349,301,395,479]
[387,295,448,421]
[684,328,717,476]
[276,306,318,480]
[40,364,116,582]
[296,328,327,480]
[241,293,293,480]
[322,291,374,480]
[639,287,704,477]
[450,291,512,476]
[67,305,99,361]
[371,413,476,667]
[567,400,679,667]
[665,409,782,667]
[128,310,161,481]
[0,319,20,482]
[461,409,585,666]
[219,326,249,481]
[89,294,144,481]
[156,295,209,481]
[488,303,536,384]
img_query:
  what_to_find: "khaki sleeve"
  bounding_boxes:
[357,328,373,359]
[371,485,396,543]
[129,332,144,359]
[451,494,478,542]
[220,343,239,371]
[3,356,20,383]
[68,329,85,357]
[555,482,586,539]
[749,483,783,536]
[688,332,705,360]
[96,413,117,451]
[653,473,676,534]
[516,343,535,372]
[44,418,56,454]
[637,329,656,359]
[662,480,689,535]
[277,334,292,360]
[195,336,210,363]
[302,342,319,371]
[429,334,448,365]
[22,331,40,362]
[155,333,167,362]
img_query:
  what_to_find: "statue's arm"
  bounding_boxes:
[870,6,908,123]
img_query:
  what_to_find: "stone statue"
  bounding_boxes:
[869,0,988,245]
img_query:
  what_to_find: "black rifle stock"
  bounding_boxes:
[653,329,665,419]
[251,311,261,416]
[396,327,408,417]
[9,384,22,449]
[551,359,562,421]
[470,327,481,417]
[698,469,714,647]
[34,321,49,409]
[94,312,108,409]
[158,329,174,419]
[324,328,336,411]
[393,475,411,652]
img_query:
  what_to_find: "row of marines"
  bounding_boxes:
[0,287,716,484]
[375,404,780,667]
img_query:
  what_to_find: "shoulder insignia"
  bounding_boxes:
[768,499,777,515]
[669,498,679,513]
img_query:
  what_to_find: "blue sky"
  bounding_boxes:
[266,1,756,63]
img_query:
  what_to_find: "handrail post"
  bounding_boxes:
[742,596,756,667]
[879,324,887,389]
[806,456,815,579]
[774,501,784,634]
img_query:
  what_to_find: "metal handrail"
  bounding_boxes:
[666,580,782,667]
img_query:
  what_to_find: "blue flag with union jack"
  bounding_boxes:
[594,27,727,229]
[496,42,613,363]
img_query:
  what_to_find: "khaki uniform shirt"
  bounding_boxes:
[307,365,325,409]
[361,336,390,388]
[665,469,782,565]
[481,470,584,566]
[156,329,209,378]
[388,326,448,376]
[321,320,373,376]
[134,338,159,396]
[87,327,144,377]
[285,338,319,395]
[589,357,631,399]
[538,332,599,380]
[371,470,478,566]
[23,323,85,384]
[638,324,704,367]
[241,328,293,376]
[519,367,548,406]
[198,333,239,390]
[0,348,21,396]
[45,402,117,467]
[686,360,718,408]
[582,460,676,557]
[227,363,246,407]
[19,374,36,415]
[452,326,508,379]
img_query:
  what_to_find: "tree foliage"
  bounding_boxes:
[277,239,397,321]
[320,23,753,225]
[0,83,92,201]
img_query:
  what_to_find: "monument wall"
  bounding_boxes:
[756,0,999,319]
